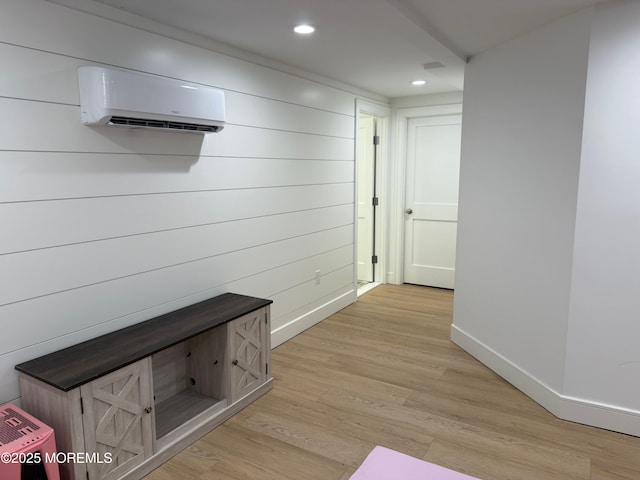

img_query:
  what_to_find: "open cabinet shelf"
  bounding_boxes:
[154,391,225,440]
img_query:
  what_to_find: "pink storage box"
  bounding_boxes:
[350,446,479,480]
[0,403,60,480]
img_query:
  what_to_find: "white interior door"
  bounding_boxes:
[357,115,375,283]
[404,115,461,289]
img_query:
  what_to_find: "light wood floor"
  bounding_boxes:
[145,284,640,480]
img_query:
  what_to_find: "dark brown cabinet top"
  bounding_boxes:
[15,293,272,392]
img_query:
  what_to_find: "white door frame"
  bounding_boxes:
[354,100,390,293]
[388,103,463,285]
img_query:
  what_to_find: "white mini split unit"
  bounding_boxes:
[77,66,225,133]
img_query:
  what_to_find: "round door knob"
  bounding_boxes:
[145,407,152,414]
[405,208,413,214]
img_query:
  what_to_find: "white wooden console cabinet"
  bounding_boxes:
[16,293,273,480]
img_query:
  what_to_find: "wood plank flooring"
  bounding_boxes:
[145,284,640,480]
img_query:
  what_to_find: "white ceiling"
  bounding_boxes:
[70,0,608,98]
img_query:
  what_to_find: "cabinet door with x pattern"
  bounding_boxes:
[80,358,154,480]
[228,308,269,403]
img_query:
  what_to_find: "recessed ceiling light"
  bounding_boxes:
[294,24,315,34]
[411,80,426,86]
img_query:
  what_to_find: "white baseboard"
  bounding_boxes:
[357,281,380,296]
[451,324,640,437]
[270,290,356,348]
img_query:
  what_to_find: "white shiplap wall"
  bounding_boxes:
[0,0,358,404]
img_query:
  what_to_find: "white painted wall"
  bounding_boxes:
[453,1,640,436]
[452,7,592,392]
[0,0,360,405]
[390,92,463,110]
[564,0,640,413]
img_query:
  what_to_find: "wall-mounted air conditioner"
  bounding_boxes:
[77,66,225,134]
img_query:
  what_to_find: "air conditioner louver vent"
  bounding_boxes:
[109,116,221,133]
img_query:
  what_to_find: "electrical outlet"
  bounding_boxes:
[315,270,321,285]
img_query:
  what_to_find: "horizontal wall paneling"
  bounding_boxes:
[0,154,354,203]
[0,183,354,254]
[0,99,354,158]
[1,204,353,307]
[0,224,353,355]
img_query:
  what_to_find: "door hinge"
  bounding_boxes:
[372,197,379,206]
[266,363,269,375]
[80,397,84,415]
[373,135,380,145]
[372,255,378,264]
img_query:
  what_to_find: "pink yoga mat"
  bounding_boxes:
[349,446,479,480]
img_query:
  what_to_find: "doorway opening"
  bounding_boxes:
[356,112,383,296]
[355,101,390,297]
